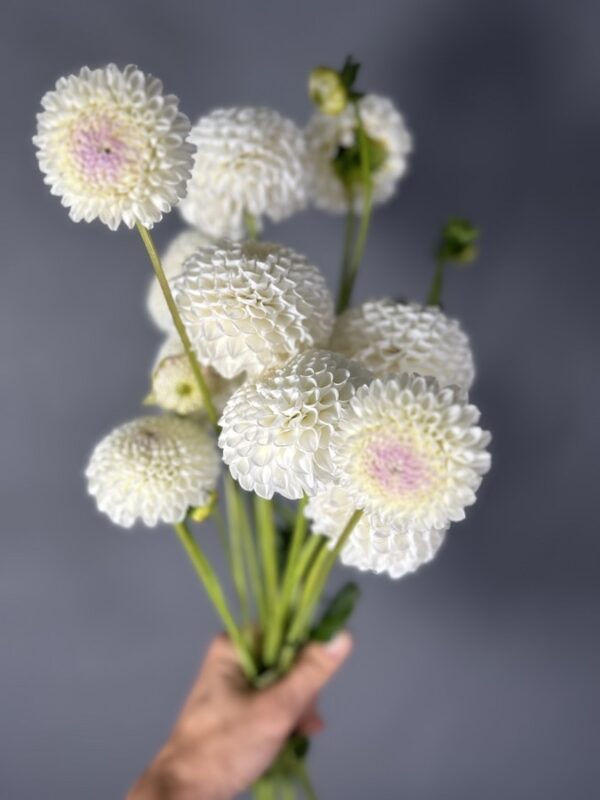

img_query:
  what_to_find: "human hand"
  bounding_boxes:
[127,631,353,800]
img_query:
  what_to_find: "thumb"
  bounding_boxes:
[266,632,353,722]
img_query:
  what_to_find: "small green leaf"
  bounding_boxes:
[310,582,361,642]
[339,56,361,91]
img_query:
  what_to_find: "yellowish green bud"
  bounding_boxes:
[189,491,218,523]
[309,67,348,115]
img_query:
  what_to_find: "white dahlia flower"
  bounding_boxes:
[34,64,195,230]
[331,374,491,532]
[149,337,242,416]
[171,240,334,379]
[85,415,220,527]
[331,299,475,391]
[306,485,447,579]
[218,350,372,500]
[304,94,412,213]
[146,229,212,332]
[179,107,307,239]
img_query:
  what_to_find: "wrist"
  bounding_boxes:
[127,757,180,800]
[127,745,227,800]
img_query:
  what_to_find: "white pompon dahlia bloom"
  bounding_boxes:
[171,241,334,379]
[85,416,220,527]
[331,299,475,391]
[146,229,212,332]
[218,350,372,499]
[331,374,491,532]
[304,94,412,213]
[306,485,448,579]
[150,337,242,416]
[34,64,195,230]
[179,107,307,239]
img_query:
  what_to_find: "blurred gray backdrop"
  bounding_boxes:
[1,0,599,798]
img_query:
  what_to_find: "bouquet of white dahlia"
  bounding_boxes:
[35,57,491,797]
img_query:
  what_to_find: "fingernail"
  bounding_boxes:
[324,630,352,660]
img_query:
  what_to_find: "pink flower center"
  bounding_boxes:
[364,437,431,496]
[71,117,132,185]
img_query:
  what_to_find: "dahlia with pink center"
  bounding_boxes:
[331,374,491,532]
[34,64,195,230]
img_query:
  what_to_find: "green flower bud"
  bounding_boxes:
[189,490,218,523]
[437,218,480,265]
[309,67,348,115]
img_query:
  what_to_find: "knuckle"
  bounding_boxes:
[205,634,231,661]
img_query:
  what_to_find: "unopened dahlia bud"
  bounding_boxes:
[189,491,218,523]
[149,338,242,416]
[309,67,348,115]
[437,218,480,265]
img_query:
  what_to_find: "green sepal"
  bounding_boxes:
[339,56,361,91]
[309,581,361,642]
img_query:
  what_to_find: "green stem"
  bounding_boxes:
[136,223,219,430]
[285,751,317,800]
[223,475,250,629]
[335,104,374,314]
[277,511,363,674]
[212,505,231,570]
[235,481,268,627]
[254,496,279,658]
[279,777,297,800]
[295,533,327,583]
[426,258,446,307]
[173,521,256,681]
[252,777,275,800]
[336,202,358,311]
[263,496,308,666]
[244,210,259,241]
[273,497,298,529]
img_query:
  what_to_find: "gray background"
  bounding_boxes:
[1,0,599,798]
